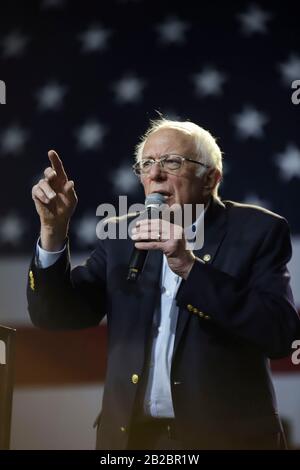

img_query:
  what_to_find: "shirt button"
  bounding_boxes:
[165,290,171,297]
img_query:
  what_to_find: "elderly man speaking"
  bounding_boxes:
[27,118,299,450]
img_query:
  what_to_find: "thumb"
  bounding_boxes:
[64,180,77,203]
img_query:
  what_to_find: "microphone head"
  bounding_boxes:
[145,192,166,208]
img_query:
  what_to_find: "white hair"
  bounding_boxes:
[135,118,223,198]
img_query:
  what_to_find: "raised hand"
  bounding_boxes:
[32,150,78,251]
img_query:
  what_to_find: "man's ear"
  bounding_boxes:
[203,169,221,190]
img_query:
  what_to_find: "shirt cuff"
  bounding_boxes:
[35,237,66,269]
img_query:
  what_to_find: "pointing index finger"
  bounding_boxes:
[48,150,68,182]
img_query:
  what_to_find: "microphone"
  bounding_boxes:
[127,192,166,282]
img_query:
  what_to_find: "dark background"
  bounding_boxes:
[0,0,299,253]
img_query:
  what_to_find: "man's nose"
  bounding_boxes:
[149,161,166,179]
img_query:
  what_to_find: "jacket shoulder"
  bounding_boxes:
[222,200,288,229]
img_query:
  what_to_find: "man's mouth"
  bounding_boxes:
[153,190,172,198]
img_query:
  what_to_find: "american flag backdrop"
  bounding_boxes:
[0,0,299,450]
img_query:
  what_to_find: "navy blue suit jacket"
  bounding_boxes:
[27,198,300,449]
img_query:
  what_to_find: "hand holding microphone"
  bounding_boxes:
[127,193,196,281]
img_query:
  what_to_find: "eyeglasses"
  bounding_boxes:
[132,154,210,176]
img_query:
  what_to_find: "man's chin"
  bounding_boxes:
[164,195,176,205]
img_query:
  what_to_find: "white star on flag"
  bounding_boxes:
[36,82,67,111]
[243,193,271,209]
[0,124,29,155]
[110,164,140,194]
[113,75,145,104]
[275,144,300,180]
[156,16,189,45]
[279,55,300,86]
[79,25,112,53]
[0,214,26,246]
[193,67,227,97]
[237,4,272,35]
[74,214,97,246]
[233,106,268,139]
[1,31,29,58]
[77,121,107,151]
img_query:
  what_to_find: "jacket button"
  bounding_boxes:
[203,254,211,262]
[131,374,139,384]
[204,315,210,320]
[120,426,127,432]
[187,304,193,311]
[199,312,204,318]
[29,270,35,291]
[193,308,198,314]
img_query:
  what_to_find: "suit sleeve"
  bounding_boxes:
[27,239,107,330]
[176,217,300,358]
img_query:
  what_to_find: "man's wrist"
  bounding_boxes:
[40,226,68,252]
[36,237,67,269]
[168,251,196,280]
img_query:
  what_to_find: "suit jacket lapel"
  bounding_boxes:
[173,197,228,356]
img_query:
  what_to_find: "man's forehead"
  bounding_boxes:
[143,128,195,154]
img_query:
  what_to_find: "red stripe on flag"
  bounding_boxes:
[14,325,299,386]
[271,357,299,373]
[15,325,107,386]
